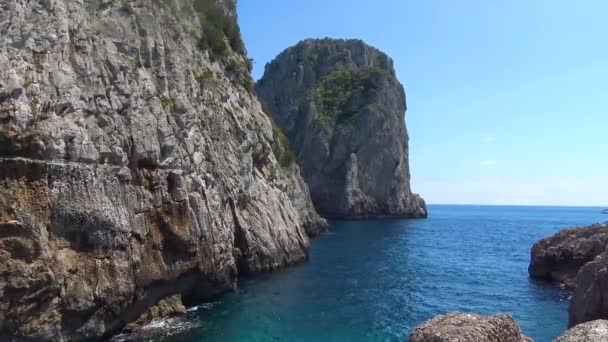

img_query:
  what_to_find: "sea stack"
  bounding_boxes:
[256,39,427,219]
[0,0,325,340]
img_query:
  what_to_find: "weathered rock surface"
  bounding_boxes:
[0,0,325,340]
[555,319,608,341]
[256,39,426,219]
[529,222,608,328]
[569,250,608,327]
[529,223,608,288]
[408,312,531,342]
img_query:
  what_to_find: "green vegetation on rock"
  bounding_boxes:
[261,101,296,168]
[195,0,245,57]
[313,66,388,125]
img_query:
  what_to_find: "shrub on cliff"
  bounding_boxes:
[195,0,245,56]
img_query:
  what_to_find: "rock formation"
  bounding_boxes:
[569,250,608,327]
[0,0,326,340]
[256,39,427,219]
[408,312,531,342]
[529,223,608,328]
[529,223,608,288]
[555,320,608,342]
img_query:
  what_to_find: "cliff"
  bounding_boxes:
[256,39,427,219]
[0,0,325,340]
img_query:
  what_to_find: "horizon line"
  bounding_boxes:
[427,203,607,208]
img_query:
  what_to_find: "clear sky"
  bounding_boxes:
[237,0,608,206]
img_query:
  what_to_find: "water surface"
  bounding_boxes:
[151,205,607,341]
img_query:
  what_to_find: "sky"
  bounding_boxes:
[237,0,608,206]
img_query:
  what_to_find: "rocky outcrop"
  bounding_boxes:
[0,0,325,340]
[408,312,531,342]
[529,223,608,328]
[569,251,608,327]
[529,223,608,288]
[556,320,608,341]
[256,39,426,219]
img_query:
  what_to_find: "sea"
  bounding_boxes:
[118,205,607,342]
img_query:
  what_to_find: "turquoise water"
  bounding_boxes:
[157,205,606,341]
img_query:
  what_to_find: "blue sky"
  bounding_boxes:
[238,0,608,206]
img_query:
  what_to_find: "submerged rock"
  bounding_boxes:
[0,0,325,340]
[555,320,608,341]
[408,312,531,342]
[528,223,608,288]
[256,39,426,219]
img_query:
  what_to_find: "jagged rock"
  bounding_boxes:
[0,0,325,340]
[256,39,426,219]
[529,223,608,288]
[568,251,608,327]
[555,320,608,341]
[127,295,187,329]
[408,312,531,342]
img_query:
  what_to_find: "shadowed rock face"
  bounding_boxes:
[408,312,531,342]
[569,251,608,327]
[529,223,608,289]
[556,320,608,341]
[256,39,426,219]
[0,0,325,340]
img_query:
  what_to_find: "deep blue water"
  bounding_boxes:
[153,205,606,341]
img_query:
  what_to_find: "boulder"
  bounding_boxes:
[555,320,608,342]
[408,312,531,342]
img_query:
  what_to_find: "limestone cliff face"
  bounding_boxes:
[0,0,325,340]
[256,39,426,219]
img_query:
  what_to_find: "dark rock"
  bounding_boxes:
[0,0,325,340]
[256,39,426,219]
[528,223,608,288]
[556,320,608,341]
[408,312,531,342]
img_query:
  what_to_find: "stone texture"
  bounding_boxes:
[0,0,326,340]
[529,223,608,288]
[556,320,608,342]
[569,251,608,327]
[130,294,187,326]
[408,313,531,342]
[256,39,426,219]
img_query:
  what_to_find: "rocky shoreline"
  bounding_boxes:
[409,221,608,341]
[409,312,608,342]
[529,222,608,327]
